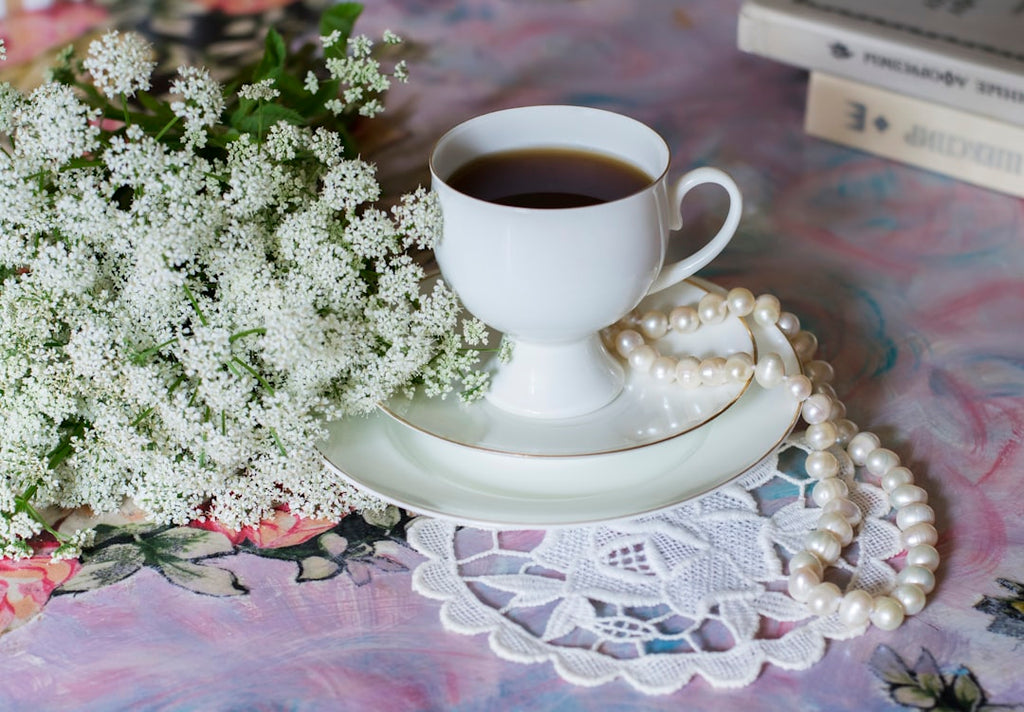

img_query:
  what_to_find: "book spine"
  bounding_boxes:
[804,72,1024,198]
[738,3,1024,127]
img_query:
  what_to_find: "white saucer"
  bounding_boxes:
[380,280,754,457]
[319,280,802,528]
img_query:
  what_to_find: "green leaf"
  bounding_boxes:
[88,521,166,548]
[870,645,918,686]
[148,527,235,559]
[952,672,985,712]
[254,27,287,82]
[56,543,146,593]
[892,685,939,709]
[231,103,306,135]
[918,672,946,698]
[255,102,306,128]
[157,559,248,596]
[320,3,364,59]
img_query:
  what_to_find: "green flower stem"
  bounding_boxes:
[14,482,66,543]
[167,374,186,395]
[154,115,181,142]
[120,94,130,126]
[132,337,178,364]
[229,327,267,343]
[269,426,287,456]
[231,356,275,395]
[182,283,208,326]
[130,407,154,427]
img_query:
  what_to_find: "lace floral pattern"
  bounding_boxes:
[409,434,905,694]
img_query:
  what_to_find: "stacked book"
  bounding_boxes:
[738,0,1024,197]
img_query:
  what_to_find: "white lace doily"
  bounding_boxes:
[409,434,904,695]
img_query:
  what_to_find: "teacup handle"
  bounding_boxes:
[647,166,743,294]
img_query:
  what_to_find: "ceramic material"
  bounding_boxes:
[430,105,742,419]
[319,282,798,528]
[381,279,754,457]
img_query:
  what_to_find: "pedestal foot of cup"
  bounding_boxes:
[485,334,624,419]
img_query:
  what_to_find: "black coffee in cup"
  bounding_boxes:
[446,147,652,209]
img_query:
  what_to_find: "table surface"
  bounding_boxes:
[1,1,1023,710]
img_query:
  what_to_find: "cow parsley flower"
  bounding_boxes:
[322,32,406,118]
[83,31,156,99]
[0,15,488,561]
[11,83,101,168]
[169,66,225,148]
[238,78,280,102]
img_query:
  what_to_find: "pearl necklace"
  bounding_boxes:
[604,287,939,632]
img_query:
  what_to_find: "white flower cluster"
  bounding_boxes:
[0,31,486,559]
[321,31,409,118]
[82,31,156,99]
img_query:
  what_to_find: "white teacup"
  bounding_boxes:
[430,105,742,419]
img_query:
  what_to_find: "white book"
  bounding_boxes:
[805,71,1024,198]
[738,0,1024,126]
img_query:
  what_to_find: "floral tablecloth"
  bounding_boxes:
[2,1,1023,710]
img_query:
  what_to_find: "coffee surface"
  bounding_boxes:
[445,147,652,208]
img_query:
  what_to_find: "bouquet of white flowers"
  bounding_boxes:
[0,5,487,559]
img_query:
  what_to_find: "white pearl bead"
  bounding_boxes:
[615,329,644,358]
[812,477,849,507]
[847,431,880,466]
[817,512,854,546]
[833,447,854,475]
[870,596,905,631]
[792,330,818,362]
[805,450,840,480]
[754,353,786,388]
[776,311,800,337]
[806,581,842,616]
[698,293,728,325]
[828,398,847,422]
[803,360,835,385]
[838,589,873,627]
[669,305,700,333]
[628,344,658,373]
[789,550,824,578]
[699,357,727,386]
[900,522,939,549]
[805,421,838,451]
[618,312,642,328]
[725,352,754,382]
[726,287,755,317]
[880,466,914,493]
[801,393,832,424]
[833,419,858,446]
[784,374,813,401]
[866,448,901,476]
[650,356,678,383]
[753,293,781,326]
[814,382,837,401]
[891,483,928,508]
[805,529,842,563]
[639,310,669,340]
[896,565,935,594]
[891,583,927,615]
[675,356,702,389]
[905,544,941,572]
[788,567,820,602]
[823,497,862,526]
[896,502,935,530]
